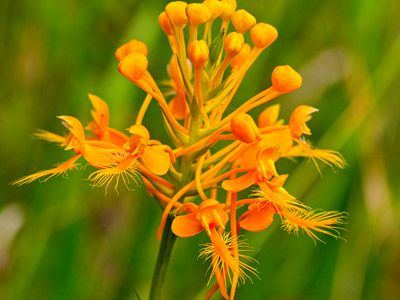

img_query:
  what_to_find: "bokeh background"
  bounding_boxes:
[1,0,400,299]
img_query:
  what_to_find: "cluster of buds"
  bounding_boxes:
[15,1,346,299]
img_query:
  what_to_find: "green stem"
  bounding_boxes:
[149,215,177,300]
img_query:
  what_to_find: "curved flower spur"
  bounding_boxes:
[14,1,347,299]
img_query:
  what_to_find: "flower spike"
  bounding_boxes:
[15,1,347,298]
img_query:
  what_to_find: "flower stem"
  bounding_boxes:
[149,215,176,300]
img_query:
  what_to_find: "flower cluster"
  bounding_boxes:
[15,1,346,299]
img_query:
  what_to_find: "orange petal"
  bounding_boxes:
[171,213,203,238]
[259,128,293,154]
[221,172,256,192]
[141,145,170,175]
[83,144,116,168]
[104,128,129,147]
[127,124,150,140]
[289,105,319,138]
[239,144,258,169]
[239,204,275,232]
[88,94,109,132]
[57,116,85,142]
[258,104,280,128]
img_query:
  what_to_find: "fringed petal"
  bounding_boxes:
[12,154,81,186]
[88,155,140,191]
[281,209,347,242]
[34,129,66,144]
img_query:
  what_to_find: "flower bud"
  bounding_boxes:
[118,52,148,81]
[220,0,236,20]
[186,3,211,26]
[250,22,278,49]
[165,1,188,27]
[224,32,244,57]
[231,43,251,69]
[231,112,260,143]
[158,11,174,35]
[271,65,302,93]
[188,40,209,68]
[258,104,280,128]
[204,0,224,19]
[231,9,256,33]
[115,40,148,61]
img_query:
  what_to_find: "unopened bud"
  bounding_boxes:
[188,40,209,68]
[258,104,280,127]
[204,0,224,19]
[165,1,188,27]
[271,65,302,93]
[186,3,211,26]
[224,32,244,57]
[250,22,278,49]
[231,112,260,143]
[231,9,256,33]
[115,40,148,61]
[231,43,251,69]
[158,12,174,35]
[118,52,148,81]
[220,0,236,20]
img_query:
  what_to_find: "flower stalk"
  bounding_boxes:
[149,215,176,300]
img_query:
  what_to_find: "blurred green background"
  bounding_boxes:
[1,0,400,299]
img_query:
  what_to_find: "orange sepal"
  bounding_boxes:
[141,145,170,175]
[239,203,275,232]
[222,172,256,192]
[171,212,203,238]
